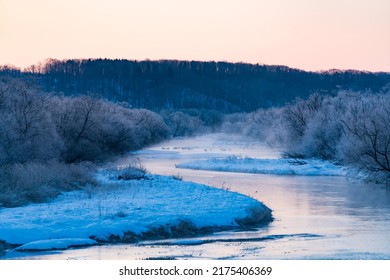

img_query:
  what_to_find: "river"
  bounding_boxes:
[7,133,390,259]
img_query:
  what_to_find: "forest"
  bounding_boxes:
[2,58,390,112]
[1,59,390,207]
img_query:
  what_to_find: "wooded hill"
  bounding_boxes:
[1,59,390,112]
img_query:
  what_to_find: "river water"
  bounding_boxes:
[7,133,390,259]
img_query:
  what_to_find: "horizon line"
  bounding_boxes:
[1,57,389,75]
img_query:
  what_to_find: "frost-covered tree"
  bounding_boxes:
[0,78,171,164]
[338,93,390,182]
[124,109,170,145]
[279,93,325,157]
[50,97,170,162]
[297,94,346,159]
[0,79,61,164]
[163,111,203,137]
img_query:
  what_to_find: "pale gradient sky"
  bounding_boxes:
[1,0,389,72]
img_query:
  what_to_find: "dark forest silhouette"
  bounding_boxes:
[2,59,389,112]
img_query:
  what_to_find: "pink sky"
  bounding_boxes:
[1,0,389,72]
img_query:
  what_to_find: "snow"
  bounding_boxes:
[176,156,347,176]
[14,238,97,251]
[0,172,271,251]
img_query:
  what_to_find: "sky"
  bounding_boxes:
[1,0,389,72]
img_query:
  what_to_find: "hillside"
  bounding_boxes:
[1,59,390,112]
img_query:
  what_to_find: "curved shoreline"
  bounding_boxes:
[2,211,272,254]
[0,174,272,255]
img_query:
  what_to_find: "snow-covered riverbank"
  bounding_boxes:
[0,171,272,253]
[177,156,346,176]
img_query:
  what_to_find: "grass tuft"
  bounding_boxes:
[0,161,96,208]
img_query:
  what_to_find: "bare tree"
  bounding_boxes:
[0,79,61,164]
[340,94,390,180]
[282,93,324,140]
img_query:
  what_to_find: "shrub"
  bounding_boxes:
[171,174,183,181]
[114,159,148,181]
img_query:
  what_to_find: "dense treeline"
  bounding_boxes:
[0,78,171,206]
[1,59,390,112]
[229,90,390,183]
[0,78,169,164]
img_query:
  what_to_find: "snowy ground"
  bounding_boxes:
[0,171,271,252]
[176,156,347,176]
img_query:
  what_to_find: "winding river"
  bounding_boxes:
[6,133,390,259]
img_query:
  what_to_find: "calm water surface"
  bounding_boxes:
[6,134,390,259]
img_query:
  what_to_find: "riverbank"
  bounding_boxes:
[0,171,272,255]
[176,156,347,176]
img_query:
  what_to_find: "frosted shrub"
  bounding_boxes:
[113,159,148,181]
[171,174,183,181]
